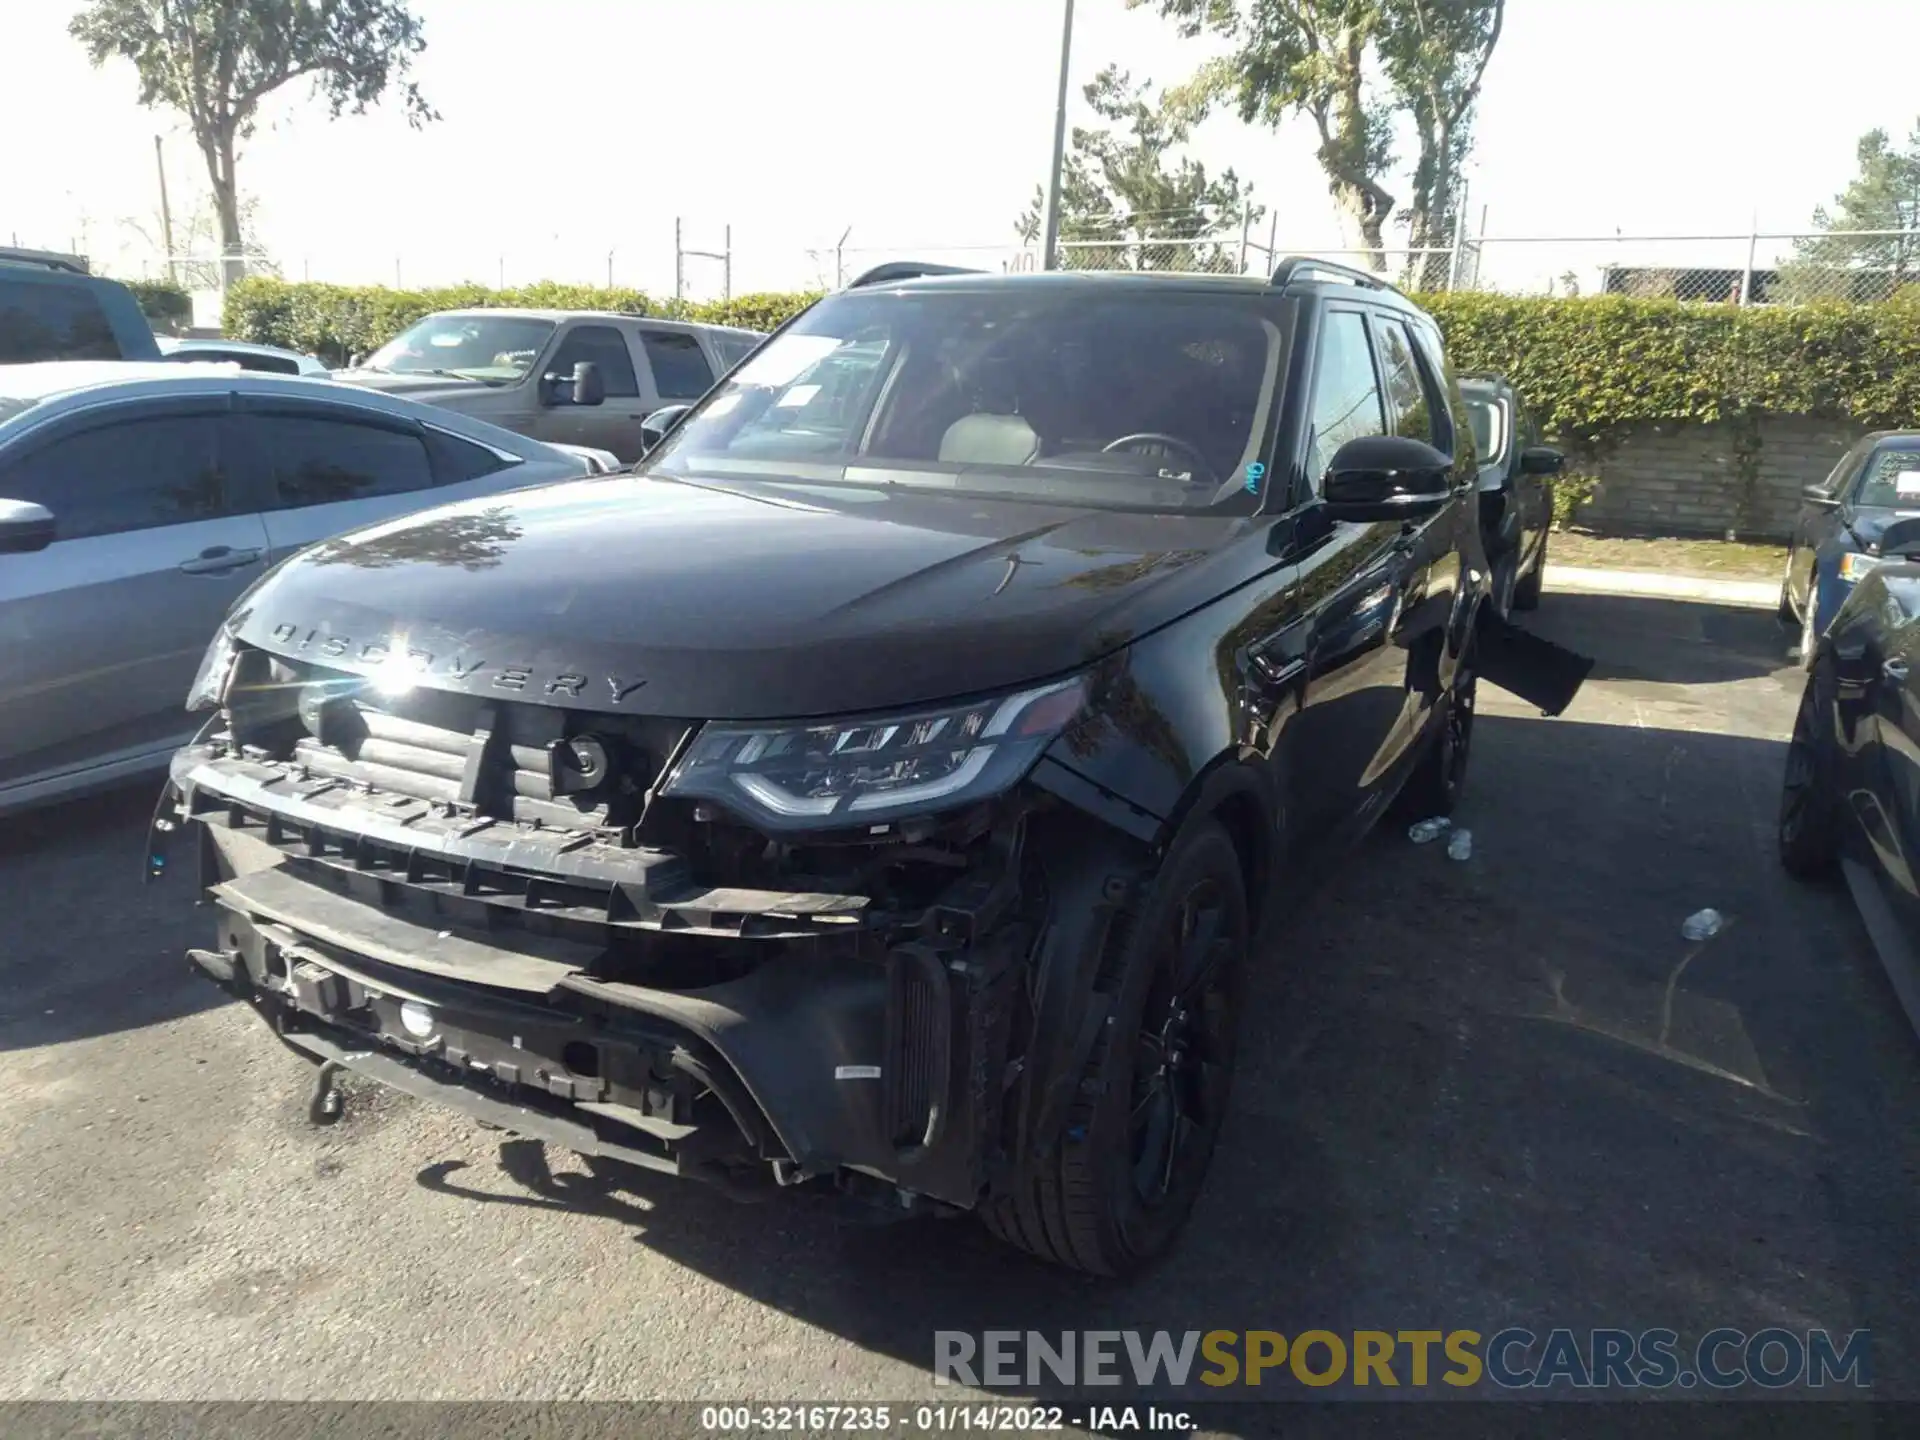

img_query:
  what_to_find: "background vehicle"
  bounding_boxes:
[0,248,162,363]
[1780,515,1920,1033]
[155,258,1489,1277]
[0,364,597,816]
[1460,373,1560,618]
[1783,430,1920,667]
[330,309,765,462]
[158,336,328,376]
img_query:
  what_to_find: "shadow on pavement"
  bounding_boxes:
[408,710,1920,1420]
[1519,591,1792,687]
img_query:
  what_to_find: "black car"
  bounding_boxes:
[152,258,1492,1275]
[1781,431,1920,668]
[1458,373,1562,618]
[0,247,163,363]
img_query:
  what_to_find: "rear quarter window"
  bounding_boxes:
[0,280,121,363]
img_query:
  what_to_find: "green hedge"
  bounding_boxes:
[122,279,192,333]
[225,279,820,367]
[225,279,1920,441]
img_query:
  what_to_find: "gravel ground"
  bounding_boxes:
[1,589,1914,1435]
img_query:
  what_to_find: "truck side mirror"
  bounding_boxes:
[571,361,605,407]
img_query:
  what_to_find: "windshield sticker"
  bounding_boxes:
[1898,470,1920,498]
[733,334,846,389]
[1245,461,1266,495]
[775,383,822,409]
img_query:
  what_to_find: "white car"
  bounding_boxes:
[157,336,329,376]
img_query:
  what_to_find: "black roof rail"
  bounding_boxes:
[1269,255,1399,295]
[846,261,985,289]
[0,246,91,275]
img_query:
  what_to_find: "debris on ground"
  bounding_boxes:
[1682,908,1725,942]
[1409,817,1453,844]
[1447,829,1474,861]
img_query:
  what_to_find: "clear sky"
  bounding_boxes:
[4,0,1918,300]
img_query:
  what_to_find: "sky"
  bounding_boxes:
[4,0,1920,303]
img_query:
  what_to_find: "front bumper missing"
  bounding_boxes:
[159,746,1033,1210]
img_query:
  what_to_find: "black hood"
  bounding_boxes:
[230,473,1265,720]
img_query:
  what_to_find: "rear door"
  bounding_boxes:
[527,322,650,460]
[0,399,270,791]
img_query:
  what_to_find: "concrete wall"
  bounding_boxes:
[1574,416,1868,540]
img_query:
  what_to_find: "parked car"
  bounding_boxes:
[1782,430,1920,667]
[0,248,162,364]
[329,309,765,463]
[158,336,328,376]
[0,363,599,817]
[1780,515,1920,1031]
[1459,373,1560,618]
[152,258,1493,1276]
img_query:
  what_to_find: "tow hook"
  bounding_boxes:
[308,1060,346,1126]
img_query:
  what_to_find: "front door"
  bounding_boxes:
[528,323,652,461]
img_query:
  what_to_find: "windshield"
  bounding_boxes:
[1856,446,1920,508]
[644,287,1288,511]
[1465,396,1505,464]
[362,313,556,382]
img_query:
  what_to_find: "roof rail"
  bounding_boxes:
[0,246,91,275]
[1269,256,1398,295]
[846,261,984,289]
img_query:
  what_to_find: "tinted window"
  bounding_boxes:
[641,331,717,399]
[714,334,762,369]
[424,427,518,486]
[1856,447,1920,508]
[1305,311,1387,485]
[1375,319,1436,444]
[0,414,227,537]
[547,325,638,398]
[0,280,120,363]
[250,413,434,508]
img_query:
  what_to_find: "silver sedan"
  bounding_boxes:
[0,362,599,816]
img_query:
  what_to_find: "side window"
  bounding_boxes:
[249,413,434,508]
[1374,318,1438,445]
[236,352,301,376]
[715,334,761,370]
[1855,448,1920,508]
[423,427,519,486]
[0,414,228,538]
[545,325,639,398]
[1304,310,1387,489]
[640,331,717,400]
[0,281,121,363]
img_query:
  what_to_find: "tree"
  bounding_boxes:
[1129,0,1504,278]
[1016,66,1258,272]
[120,187,279,289]
[71,0,434,281]
[1778,122,1920,302]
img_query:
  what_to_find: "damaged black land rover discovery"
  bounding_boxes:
[153,259,1490,1276]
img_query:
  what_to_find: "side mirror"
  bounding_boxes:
[571,361,605,407]
[1879,517,1920,559]
[1520,445,1565,477]
[1322,435,1453,523]
[1802,483,1841,510]
[0,498,55,555]
[640,404,693,455]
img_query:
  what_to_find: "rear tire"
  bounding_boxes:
[1780,663,1842,879]
[1512,531,1545,612]
[981,819,1248,1277]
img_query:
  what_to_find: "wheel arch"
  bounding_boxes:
[1151,754,1284,939]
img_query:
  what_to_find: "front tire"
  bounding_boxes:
[1393,642,1478,819]
[981,819,1248,1277]
[1780,663,1842,878]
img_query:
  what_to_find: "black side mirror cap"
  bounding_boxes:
[571,360,605,407]
[1520,445,1565,477]
[1879,517,1920,559]
[1322,434,1453,523]
[0,498,55,554]
[640,403,693,455]
[1802,483,1841,509]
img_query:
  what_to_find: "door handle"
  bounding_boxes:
[179,546,262,576]
[1883,658,1909,684]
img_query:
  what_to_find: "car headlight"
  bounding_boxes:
[185,627,241,712]
[1839,552,1885,582]
[660,676,1088,831]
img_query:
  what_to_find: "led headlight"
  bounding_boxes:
[660,676,1088,831]
[185,627,242,713]
[1839,552,1885,583]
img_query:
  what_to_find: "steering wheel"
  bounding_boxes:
[1101,432,1215,486]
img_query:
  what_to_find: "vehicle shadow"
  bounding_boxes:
[1520,592,1793,687]
[0,780,229,1052]
[408,710,1920,1418]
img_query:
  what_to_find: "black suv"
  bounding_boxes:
[0,248,163,363]
[154,259,1489,1275]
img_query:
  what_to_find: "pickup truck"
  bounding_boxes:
[329,309,764,463]
[0,248,163,363]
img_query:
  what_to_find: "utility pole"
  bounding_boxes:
[1038,0,1076,272]
[154,135,177,286]
[674,217,684,302]
[835,226,852,289]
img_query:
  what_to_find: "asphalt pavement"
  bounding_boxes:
[2,591,1917,1430]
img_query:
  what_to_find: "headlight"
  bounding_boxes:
[1839,552,1885,582]
[185,627,241,712]
[660,676,1088,831]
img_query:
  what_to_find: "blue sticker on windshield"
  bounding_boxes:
[1245,462,1266,495]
